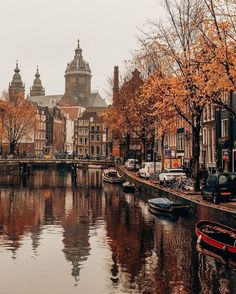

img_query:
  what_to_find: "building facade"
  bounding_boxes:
[74,112,107,158]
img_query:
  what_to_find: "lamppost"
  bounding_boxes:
[203,144,207,183]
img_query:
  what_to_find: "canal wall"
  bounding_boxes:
[116,165,236,224]
[0,164,19,176]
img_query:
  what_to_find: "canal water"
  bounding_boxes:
[0,168,236,294]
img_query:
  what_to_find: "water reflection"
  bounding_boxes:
[0,168,235,294]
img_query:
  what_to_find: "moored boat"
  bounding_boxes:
[102,168,124,183]
[195,220,236,256]
[148,197,188,213]
[122,181,136,193]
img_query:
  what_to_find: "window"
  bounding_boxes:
[208,128,212,163]
[203,128,207,145]
[79,137,83,145]
[84,120,89,126]
[84,137,88,145]
[221,119,228,138]
[207,104,211,121]
[84,128,89,135]
[91,146,94,155]
[90,117,94,123]
[177,133,184,151]
[79,77,85,84]
[207,175,217,186]
[91,134,95,142]
[96,134,100,142]
[212,128,215,163]
[91,126,95,132]
[211,103,214,120]
[78,128,83,135]
[203,108,207,122]
[96,126,100,131]
[222,92,229,106]
[78,120,83,126]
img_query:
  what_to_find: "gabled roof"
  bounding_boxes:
[28,95,63,108]
[88,92,107,108]
[60,106,85,120]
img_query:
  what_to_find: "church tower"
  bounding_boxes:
[8,61,25,103]
[30,66,45,96]
[63,39,92,106]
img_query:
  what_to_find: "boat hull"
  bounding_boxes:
[148,197,188,213]
[103,175,124,183]
[195,220,236,256]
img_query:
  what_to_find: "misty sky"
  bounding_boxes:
[0,0,164,101]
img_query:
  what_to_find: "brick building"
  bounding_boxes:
[74,112,107,158]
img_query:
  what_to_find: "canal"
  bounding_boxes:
[0,168,236,294]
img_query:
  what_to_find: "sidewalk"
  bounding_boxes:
[116,165,236,215]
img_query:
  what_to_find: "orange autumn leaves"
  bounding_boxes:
[0,94,36,154]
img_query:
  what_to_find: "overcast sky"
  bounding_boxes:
[0,0,164,101]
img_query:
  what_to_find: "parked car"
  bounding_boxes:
[159,168,186,184]
[201,172,236,204]
[125,159,140,171]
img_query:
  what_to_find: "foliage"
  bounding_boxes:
[0,95,36,154]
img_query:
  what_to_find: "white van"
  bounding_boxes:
[138,162,161,178]
[125,159,140,171]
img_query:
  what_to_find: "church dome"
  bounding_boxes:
[65,39,91,76]
[30,66,45,96]
[10,61,25,88]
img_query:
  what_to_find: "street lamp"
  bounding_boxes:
[203,144,207,183]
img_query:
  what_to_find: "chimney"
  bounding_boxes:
[112,66,119,105]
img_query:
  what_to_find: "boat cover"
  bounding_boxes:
[123,181,135,187]
[148,198,174,209]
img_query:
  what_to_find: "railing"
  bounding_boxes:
[0,157,114,166]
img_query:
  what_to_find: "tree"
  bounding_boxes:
[139,0,210,190]
[103,68,158,161]
[0,95,36,154]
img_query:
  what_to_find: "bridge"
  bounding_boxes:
[0,158,115,176]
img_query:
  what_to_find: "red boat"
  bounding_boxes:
[195,220,236,256]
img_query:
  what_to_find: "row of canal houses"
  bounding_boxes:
[163,91,236,173]
[111,67,236,173]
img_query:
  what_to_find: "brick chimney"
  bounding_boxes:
[112,66,119,106]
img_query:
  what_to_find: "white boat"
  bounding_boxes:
[103,168,124,183]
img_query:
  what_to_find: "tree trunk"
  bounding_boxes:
[125,133,130,160]
[142,138,146,162]
[192,116,201,191]
[161,134,165,171]
[10,141,16,155]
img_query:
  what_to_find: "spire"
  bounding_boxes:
[35,65,40,78]
[15,60,20,73]
[75,38,82,57]
[8,60,25,103]
[30,66,45,96]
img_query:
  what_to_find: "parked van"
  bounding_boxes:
[138,162,161,178]
[125,159,140,171]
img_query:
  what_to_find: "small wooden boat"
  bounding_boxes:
[103,168,124,183]
[148,197,188,213]
[195,220,236,256]
[122,181,136,193]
